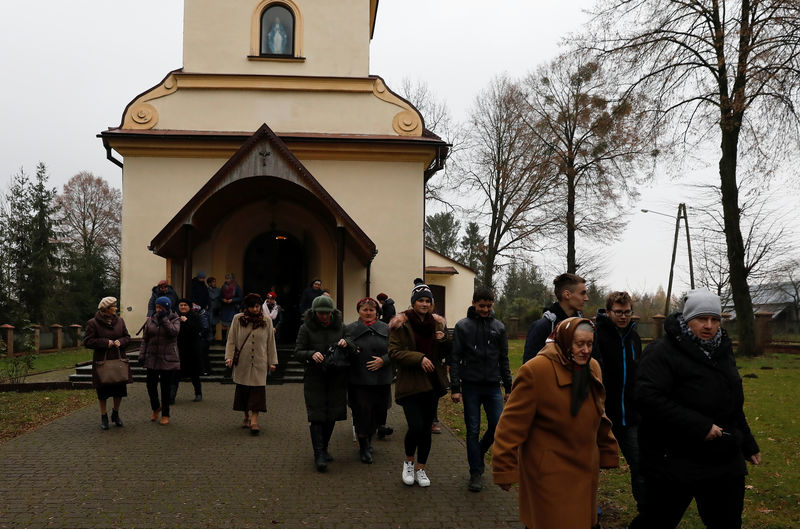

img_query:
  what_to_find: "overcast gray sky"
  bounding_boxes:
[1,1,794,295]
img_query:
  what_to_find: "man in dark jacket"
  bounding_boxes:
[450,286,512,492]
[522,273,588,363]
[299,278,323,313]
[190,271,210,310]
[635,289,761,529]
[146,280,179,317]
[376,292,396,324]
[592,291,645,525]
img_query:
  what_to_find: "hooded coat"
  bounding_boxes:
[295,308,354,422]
[388,311,450,403]
[140,312,181,371]
[522,302,582,363]
[636,312,759,482]
[84,311,132,388]
[449,306,512,394]
[492,333,618,529]
[146,285,179,317]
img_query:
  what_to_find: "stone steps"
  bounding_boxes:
[69,343,305,384]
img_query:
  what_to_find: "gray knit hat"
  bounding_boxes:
[682,289,721,322]
[311,295,335,313]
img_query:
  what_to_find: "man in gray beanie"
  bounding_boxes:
[633,287,761,528]
[682,288,722,323]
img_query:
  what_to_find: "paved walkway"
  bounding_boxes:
[0,382,520,529]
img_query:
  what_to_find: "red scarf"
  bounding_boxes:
[404,309,435,358]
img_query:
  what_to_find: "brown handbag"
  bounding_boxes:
[232,329,254,366]
[95,346,130,385]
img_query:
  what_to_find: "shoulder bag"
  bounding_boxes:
[96,346,130,386]
[233,328,255,366]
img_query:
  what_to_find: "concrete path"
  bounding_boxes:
[0,382,520,529]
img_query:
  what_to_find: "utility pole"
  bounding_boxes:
[642,203,695,315]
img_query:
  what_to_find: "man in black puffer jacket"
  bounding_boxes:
[635,289,761,529]
[449,286,512,493]
[592,291,645,527]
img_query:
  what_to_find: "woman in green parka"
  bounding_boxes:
[295,294,355,472]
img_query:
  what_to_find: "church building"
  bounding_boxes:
[100,0,474,333]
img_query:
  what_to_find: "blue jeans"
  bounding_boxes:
[462,383,504,475]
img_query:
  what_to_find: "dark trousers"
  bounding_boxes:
[146,369,175,417]
[642,474,745,529]
[401,391,437,464]
[172,374,202,397]
[615,424,646,512]
[462,383,504,475]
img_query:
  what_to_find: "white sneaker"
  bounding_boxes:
[402,461,415,486]
[415,468,431,487]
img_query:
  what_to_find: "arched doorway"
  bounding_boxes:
[243,230,305,343]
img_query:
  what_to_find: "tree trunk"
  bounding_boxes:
[566,170,577,273]
[719,126,758,356]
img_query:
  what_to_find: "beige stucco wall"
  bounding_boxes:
[119,154,426,325]
[424,249,476,327]
[150,89,401,136]
[184,0,370,77]
[119,156,227,321]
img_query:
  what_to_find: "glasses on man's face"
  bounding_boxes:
[611,310,633,317]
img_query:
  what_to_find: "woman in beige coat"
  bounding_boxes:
[492,317,618,529]
[224,293,278,435]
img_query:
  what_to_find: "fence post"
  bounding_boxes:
[508,317,519,339]
[1,324,14,356]
[754,312,774,353]
[31,324,41,353]
[652,314,665,341]
[70,324,83,348]
[50,324,63,350]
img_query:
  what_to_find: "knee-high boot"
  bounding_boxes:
[309,423,327,472]
[322,421,335,462]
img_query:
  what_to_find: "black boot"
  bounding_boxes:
[169,383,178,405]
[310,423,327,472]
[377,424,393,439]
[358,437,373,464]
[322,421,335,462]
[100,414,109,430]
[111,410,123,427]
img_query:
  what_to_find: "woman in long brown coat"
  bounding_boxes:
[492,317,618,529]
[84,296,131,430]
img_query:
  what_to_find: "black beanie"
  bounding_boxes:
[410,278,434,304]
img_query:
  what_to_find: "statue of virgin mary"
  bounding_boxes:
[267,17,288,54]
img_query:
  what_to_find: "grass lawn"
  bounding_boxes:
[0,390,95,443]
[438,339,800,529]
[29,348,93,373]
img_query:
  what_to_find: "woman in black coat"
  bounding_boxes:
[171,298,203,403]
[84,296,131,430]
[345,297,392,464]
[635,289,761,529]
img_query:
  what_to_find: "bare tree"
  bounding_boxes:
[522,50,655,274]
[694,186,791,308]
[55,172,122,283]
[456,75,556,289]
[399,79,465,207]
[589,0,800,355]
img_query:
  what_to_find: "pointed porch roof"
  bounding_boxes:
[149,123,377,264]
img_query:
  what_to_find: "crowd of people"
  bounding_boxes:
[83,271,761,529]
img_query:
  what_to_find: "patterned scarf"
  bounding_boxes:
[240,310,267,330]
[678,314,723,358]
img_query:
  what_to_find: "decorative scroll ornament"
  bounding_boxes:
[393,110,421,136]
[130,103,157,127]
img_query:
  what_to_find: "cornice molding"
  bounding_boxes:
[120,73,422,137]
